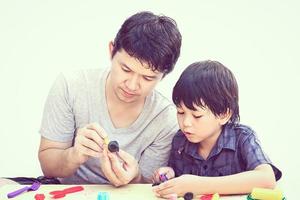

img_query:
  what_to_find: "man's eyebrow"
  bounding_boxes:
[119,61,130,69]
[119,61,159,79]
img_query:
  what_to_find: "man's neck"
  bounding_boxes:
[105,78,146,128]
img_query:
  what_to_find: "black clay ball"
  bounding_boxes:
[183,192,193,200]
[108,141,119,152]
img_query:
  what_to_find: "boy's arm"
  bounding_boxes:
[191,163,275,194]
[154,163,276,197]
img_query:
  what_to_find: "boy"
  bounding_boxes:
[152,60,281,198]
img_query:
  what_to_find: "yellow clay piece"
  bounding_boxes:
[211,193,220,200]
[251,188,283,200]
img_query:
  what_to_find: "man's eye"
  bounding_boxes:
[143,76,154,81]
[177,111,184,115]
[122,67,131,72]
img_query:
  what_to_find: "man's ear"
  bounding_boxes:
[219,109,232,125]
[109,41,114,59]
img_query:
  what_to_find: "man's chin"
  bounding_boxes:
[117,94,137,103]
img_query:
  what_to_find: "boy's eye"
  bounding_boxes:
[193,115,202,119]
[177,111,184,115]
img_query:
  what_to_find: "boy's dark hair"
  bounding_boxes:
[112,11,182,76]
[172,60,240,125]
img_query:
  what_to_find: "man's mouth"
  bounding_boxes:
[121,88,135,97]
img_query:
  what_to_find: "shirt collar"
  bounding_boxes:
[209,124,236,158]
[216,124,237,151]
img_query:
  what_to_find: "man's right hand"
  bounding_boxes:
[72,123,108,164]
[38,122,109,178]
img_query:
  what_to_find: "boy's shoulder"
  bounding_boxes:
[228,123,260,145]
[173,130,186,139]
[231,124,256,136]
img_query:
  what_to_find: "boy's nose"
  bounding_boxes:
[182,116,192,127]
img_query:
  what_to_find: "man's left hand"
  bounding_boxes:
[99,148,139,187]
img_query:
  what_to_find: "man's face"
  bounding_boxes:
[107,47,163,104]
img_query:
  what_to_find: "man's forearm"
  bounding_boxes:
[39,147,81,178]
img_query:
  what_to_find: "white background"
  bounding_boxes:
[0,0,299,198]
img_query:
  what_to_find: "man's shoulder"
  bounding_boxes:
[61,67,106,84]
[150,92,177,122]
[56,68,107,94]
[151,90,175,111]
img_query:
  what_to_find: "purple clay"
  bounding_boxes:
[7,181,41,198]
[159,174,168,182]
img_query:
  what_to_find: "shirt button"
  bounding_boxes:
[203,165,207,170]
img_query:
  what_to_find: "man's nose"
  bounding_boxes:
[126,75,139,91]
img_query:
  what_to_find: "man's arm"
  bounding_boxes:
[38,137,80,177]
[39,123,106,178]
[153,164,276,198]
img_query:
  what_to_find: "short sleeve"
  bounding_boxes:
[240,133,282,181]
[138,123,178,181]
[39,73,75,142]
[139,106,178,180]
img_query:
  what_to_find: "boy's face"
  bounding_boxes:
[107,45,163,104]
[176,102,229,144]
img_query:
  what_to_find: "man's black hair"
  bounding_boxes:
[112,11,182,75]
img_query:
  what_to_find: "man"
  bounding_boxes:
[38,11,182,186]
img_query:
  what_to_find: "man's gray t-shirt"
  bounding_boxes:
[39,67,178,184]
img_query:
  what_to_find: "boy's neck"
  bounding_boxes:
[198,128,222,160]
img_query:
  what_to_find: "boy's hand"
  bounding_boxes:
[152,174,195,198]
[152,167,175,183]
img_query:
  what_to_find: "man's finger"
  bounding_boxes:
[100,149,123,186]
[79,136,102,153]
[116,149,135,164]
[108,152,128,182]
[86,123,108,139]
[80,128,104,147]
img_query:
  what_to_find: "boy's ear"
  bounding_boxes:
[219,109,232,125]
[108,41,114,59]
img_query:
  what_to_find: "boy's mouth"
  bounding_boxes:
[183,131,192,136]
